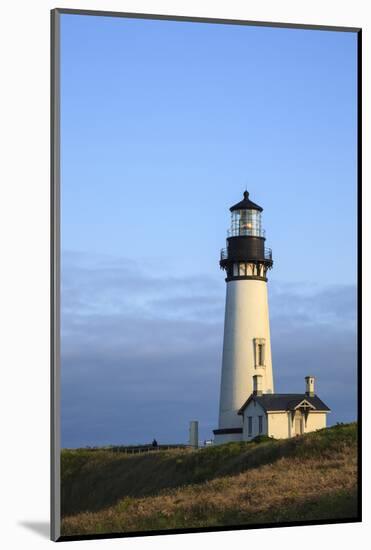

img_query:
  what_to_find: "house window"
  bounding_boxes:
[248,416,253,436]
[258,416,263,434]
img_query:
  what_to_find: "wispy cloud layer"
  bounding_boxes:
[61,251,357,447]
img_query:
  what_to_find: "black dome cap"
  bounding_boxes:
[230,191,263,212]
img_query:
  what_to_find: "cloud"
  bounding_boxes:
[269,282,357,327]
[61,251,357,447]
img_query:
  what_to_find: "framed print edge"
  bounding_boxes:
[356,27,362,524]
[54,6,361,33]
[51,7,61,543]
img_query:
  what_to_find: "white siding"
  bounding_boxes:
[304,411,327,433]
[267,412,290,439]
[267,410,328,439]
[241,401,267,441]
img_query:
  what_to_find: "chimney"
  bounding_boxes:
[305,376,315,397]
[253,374,263,396]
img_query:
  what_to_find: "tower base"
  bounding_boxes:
[213,427,243,445]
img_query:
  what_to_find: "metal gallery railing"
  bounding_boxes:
[220,247,272,261]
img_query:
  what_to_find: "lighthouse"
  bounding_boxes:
[213,191,274,444]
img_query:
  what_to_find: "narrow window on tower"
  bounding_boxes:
[258,344,263,366]
[258,415,263,434]
[254,338,266,367]
[248,416,253,436]
[239,263,246,276]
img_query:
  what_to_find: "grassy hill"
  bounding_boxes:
[61,423,358,536]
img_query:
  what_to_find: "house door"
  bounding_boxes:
[295,413,303,435]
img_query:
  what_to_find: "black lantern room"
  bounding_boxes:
[220,191,273,281]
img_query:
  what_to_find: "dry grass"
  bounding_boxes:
[61,424,358,536]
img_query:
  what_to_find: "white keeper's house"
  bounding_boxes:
[213,191,330,444]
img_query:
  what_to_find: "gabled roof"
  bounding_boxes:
[238,393,330,415]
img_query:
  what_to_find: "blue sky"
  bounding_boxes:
[60,14,358,447]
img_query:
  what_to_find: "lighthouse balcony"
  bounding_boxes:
[220,247,273,263]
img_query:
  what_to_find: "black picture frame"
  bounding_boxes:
[51,8,362,542]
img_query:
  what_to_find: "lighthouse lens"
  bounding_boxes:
[230,210,263,237]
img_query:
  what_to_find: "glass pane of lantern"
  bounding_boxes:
[230,209,263,237]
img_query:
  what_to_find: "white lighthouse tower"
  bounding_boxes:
[213,191,274,444]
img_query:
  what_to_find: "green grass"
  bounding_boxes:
[61,423,358,535]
